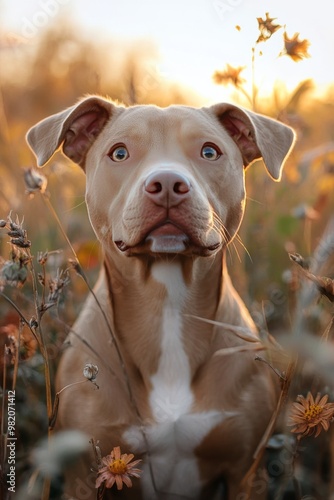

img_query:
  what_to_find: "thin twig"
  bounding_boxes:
[0,291,42,349]
[49,380,90,430]
[254,355,287,381]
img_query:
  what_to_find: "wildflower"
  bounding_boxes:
[24,167,47,195]
[95,446,142,490]
[281,32,310,61]
[256,12,281,43]
[288,392,334,438]
[213,64,246,87]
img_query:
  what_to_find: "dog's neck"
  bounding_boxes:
[104,252,225,382]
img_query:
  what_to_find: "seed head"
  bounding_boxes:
[1,214,31,249]
[37,251,49,266]
[24,167,47,195]
[83,363,99,382]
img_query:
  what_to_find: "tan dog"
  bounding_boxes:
[27,97,295,500]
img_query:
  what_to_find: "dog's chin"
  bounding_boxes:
[114,234,221,257]
[114,222,222,257]
[144,223,188,254]
[145,233,189,253]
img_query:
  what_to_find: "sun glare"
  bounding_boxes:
[1,0,333,103]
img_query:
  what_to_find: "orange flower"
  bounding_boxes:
[288,392,334,438]
[256,12,282,43]
[95,446,142,490]
[282,32,310,61]
[213,64,246,87]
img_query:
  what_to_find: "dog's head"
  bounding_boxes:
[27,96,295,258]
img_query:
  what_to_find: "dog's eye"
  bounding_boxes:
[108,144,129,162]
[201,144,221,161]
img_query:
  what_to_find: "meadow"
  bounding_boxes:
[0,17,334,499]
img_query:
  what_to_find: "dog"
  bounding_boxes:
[27,96,295,499]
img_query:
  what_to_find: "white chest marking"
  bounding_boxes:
[150,261,191,423]
[123,262,227,498]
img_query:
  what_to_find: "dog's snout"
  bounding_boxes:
[144,170,191,207]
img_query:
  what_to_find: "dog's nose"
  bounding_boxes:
[144,170,191,207]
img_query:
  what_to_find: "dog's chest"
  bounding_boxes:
[123,262,224,497]
[149,261,192,423]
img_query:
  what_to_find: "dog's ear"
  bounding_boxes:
[209,103,296,181]
[26,96,117,169]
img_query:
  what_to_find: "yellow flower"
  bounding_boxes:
[95,446,142,490]
[213,64,246,87]
[288,392,334,438]
[282,32,311,61]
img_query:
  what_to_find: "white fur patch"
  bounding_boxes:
[124,410,231,497]
[150,261,191,423]
[123,262,227,497]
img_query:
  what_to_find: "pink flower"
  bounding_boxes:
[95,446,142,490]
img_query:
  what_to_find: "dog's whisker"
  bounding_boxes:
[234,233,253,263]
[245,195,263,206]
[62,200,87,213]
[212,213,240,262]
[212,210,252,264]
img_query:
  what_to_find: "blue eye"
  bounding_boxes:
[201,143,221,161]
[108,144,129,162]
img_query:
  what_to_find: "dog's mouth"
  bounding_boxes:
[114,221,221,256]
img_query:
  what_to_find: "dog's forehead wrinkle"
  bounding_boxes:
[110,105,219,146]
[108,106,243,169]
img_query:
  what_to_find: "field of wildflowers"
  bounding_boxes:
[0,12,334,499]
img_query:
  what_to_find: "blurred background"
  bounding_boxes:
[1,0,334,497]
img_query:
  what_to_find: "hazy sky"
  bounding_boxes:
[1,0,333,104]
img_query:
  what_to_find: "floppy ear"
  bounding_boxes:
[26,96,118,169]
[209,103,296,181]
